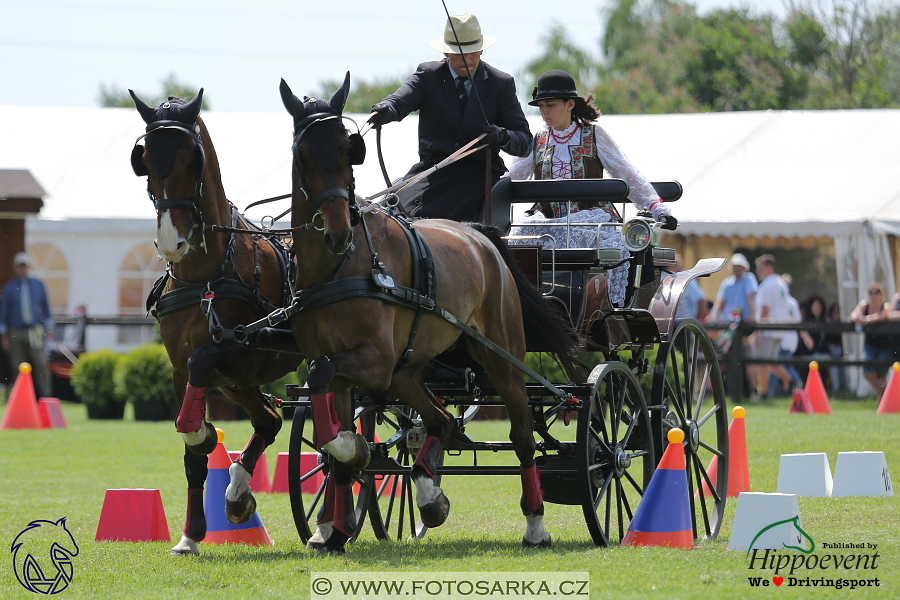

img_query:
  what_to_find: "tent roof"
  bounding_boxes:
[2,106,899,238]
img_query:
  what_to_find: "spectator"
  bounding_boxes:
[824,302,847,392]
[849,282,891,403]
[795,295,829,381]
[751,255,802,398]
[0,252,54,398]
[711,253,757,324]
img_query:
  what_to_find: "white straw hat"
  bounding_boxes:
[729,253,750,269]
[430,14,496,54]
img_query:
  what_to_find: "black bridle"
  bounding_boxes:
[290,112,363,227]
[134,118,208,241]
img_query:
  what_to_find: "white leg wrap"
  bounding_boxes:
[226,462,252,502]
[523,513,551,546]
[413,475,444,508]
[181,421,208,447]
[170,534,200,555]
[322,431,359,464]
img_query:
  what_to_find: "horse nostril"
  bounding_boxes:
[176,241,187,252]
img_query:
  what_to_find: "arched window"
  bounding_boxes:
[26,243,69,314]
[118,243,165,344]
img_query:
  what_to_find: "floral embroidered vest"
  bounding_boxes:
[532,124,619,220]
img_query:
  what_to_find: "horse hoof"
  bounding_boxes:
[185,421,218,456]
[348,433,371,470]
[317,530,350,555]
[419,491,450,528]
[522,533,552,548]
[170,535,200,556]
[225,490,257,524]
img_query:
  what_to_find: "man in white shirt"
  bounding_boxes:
[751,254,802,397]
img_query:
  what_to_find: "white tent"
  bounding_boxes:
[2,106,899,351]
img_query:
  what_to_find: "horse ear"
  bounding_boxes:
[131,144,148,176]
[329,71,350,115]
[129,89,157,124]
[181,88,204,124]
[280,78,302,117]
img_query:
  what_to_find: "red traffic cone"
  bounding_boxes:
[228,450,272,494]
[877,363,900,414]
[622,428,693,548]
[804,361,832,414]
[203,429,273,545]
[38,398,67,428]
[698,406,750,498]
[790,389,814,414]
[95,488,171,542]
[1,363,42,430]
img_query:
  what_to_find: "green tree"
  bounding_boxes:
[312,75,408,114]
[521,22,600,95]
[99,73,210,109]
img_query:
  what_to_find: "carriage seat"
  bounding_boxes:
[484,177,684,233]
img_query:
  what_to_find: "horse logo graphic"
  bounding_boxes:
[11,518,79,594]
[746,515,815,556]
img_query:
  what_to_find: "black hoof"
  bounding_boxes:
[306,537,325,551]
[186,421,218,456]
[225,490,256,524]
[419,492,450,528]
[317,530,350,555]
[522,535,552,548]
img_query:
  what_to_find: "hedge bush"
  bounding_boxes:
[70,349,125,409]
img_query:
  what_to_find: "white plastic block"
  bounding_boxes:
[776,453,833,497]
[728,492,803,552]
[832,451,893,497]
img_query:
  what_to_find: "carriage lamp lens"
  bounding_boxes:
[622,220,652,252]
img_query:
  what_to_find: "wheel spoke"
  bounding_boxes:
[671,337,685,409]
[299,462,325,484]
[686,332,699,419]
[692,451,712,536]
[305,473,327,522]
[616,478,625,541]
[622,468,645,497]
[698,439,724,457]
[685,451,698,539]
[696,402,720,427]
[665,376,687,424]
[619,409,638,448]
[590,423,612,454]
[693,451,721,504]
[695,362,711,419]
[612,376,627,442]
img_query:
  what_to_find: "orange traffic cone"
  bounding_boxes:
[804,361,832,414]
[877,363,900,414]
[1,363,42,430]
[203,429,273,545]
[790,389,814,414]
[622,428,693,548]
[698,406,750,498]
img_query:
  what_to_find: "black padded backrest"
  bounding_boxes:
[486,178,682,232]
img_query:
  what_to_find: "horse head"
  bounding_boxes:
[130,89,208,263]
[279,73,366,256]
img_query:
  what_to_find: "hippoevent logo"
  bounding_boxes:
[745,517,881,590]
[10,518,79,594]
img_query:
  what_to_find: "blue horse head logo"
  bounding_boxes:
[11,518,79,594]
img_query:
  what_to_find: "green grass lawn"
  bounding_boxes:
[1,399,897,599]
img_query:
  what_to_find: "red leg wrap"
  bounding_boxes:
[331,483,356,537]
[176,384,206,433]
[521,464,544,515]
[317,475,335,525]
[183,487,206,541]
[413,435,442,478]
[310,392,342,449]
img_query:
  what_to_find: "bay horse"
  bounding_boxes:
[130,90,303,555]
[278,74,579,554]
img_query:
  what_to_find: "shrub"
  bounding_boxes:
[70,349,125,408]
[114,344,175,409]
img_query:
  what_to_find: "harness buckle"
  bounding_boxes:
[267,307,288,327]
[201,287,215,317]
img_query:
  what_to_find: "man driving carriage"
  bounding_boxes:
[367,13,532,222]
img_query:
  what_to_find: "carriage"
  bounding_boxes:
[278,175,730,548]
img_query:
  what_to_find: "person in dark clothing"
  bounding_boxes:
[795,295,828,383]
[367,13,532,222]
[850,283,891,403]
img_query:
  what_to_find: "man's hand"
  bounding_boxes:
[660,215,678,231]
[367,102,390,126]
[480,123,509,148]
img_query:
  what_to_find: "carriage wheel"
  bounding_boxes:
[287,407,374,544]
[576,361,656,546]
[363,405,443,542]
[651,318,729,542]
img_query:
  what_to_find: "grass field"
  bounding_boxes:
[1,398,897,599]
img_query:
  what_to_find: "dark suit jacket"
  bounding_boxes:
[378,59,532,221]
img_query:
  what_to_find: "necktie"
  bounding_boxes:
[456,77,468,114]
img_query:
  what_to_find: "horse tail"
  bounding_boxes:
[469,223,581,382]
